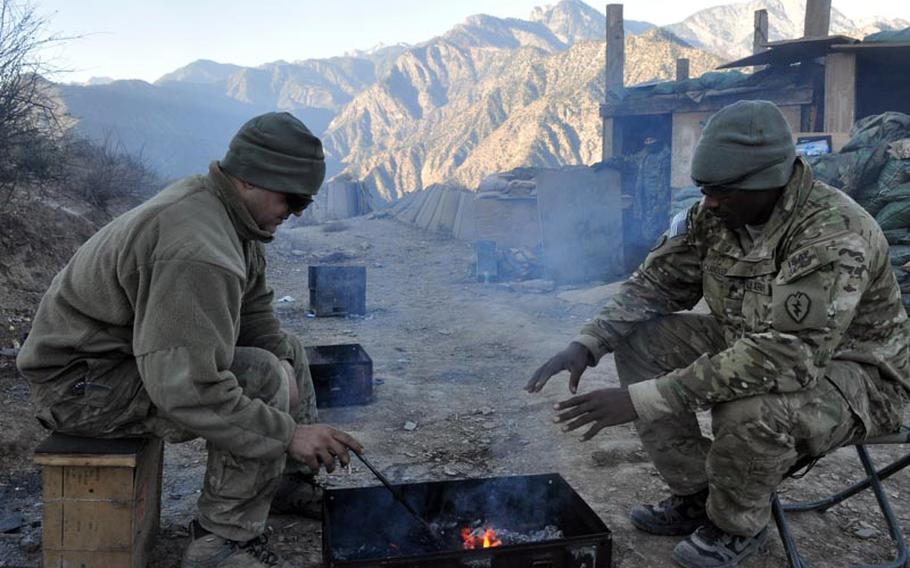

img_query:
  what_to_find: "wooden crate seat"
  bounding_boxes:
[34,433,163,568]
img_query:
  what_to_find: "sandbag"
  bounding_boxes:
[865,29,910,43]
[884,229,910,245]
[877,159,910,190]
[875,198,910,231]
[807,153,848,189]
[889,245,910,266]
[861,182,910,215]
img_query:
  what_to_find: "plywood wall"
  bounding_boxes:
[670,105,803,188]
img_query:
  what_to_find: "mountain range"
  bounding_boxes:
[56,0,908,201]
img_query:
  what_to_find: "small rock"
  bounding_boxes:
[591,450,612,467]
[479,407,494,415]
[276,296,295,303]
[403,421,418,431]
[19,532,40,553]
[482,422,497,430]
[854,527,878,539]
[291,249,306,256]
[443,467,458,477]
[0,512,23,533]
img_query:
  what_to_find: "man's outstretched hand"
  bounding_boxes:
[554,388,638,441]
[288,424,364,473]
[526,342,593,394]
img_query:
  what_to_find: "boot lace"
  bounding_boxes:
[235,534,282,567]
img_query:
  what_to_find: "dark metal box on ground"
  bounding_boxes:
[323,473,611,568]
[306,344,373,408]
[308,265,366,316]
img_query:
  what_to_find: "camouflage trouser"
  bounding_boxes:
[32,334,317,542]
[614,313,896,536]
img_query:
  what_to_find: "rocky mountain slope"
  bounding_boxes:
[60,46,409,179]
[325,28,720,201]
[56,0,903,200]
[666,0,909,60]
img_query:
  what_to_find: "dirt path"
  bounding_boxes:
[1,214,909,567]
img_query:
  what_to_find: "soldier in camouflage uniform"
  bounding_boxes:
[527,100,910,568]
[18,113,363,568]
[632,136,672,249]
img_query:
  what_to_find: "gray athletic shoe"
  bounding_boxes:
[671,522,768,568]
[630,488,709,536]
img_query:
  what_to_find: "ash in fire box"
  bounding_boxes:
[527,100,910,568]
[17,113,365,568]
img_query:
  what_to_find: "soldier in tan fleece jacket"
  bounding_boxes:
[18,112,362,568]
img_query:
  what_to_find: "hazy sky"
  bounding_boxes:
[34,0,910,84]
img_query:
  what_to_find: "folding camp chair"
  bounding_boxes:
[771,425,910,568]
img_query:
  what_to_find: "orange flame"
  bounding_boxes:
[461,527,503,549]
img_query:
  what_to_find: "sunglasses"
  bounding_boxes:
[286,193,314,212]
[699,185,739,199]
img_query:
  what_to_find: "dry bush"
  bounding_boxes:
[0,1,67,206]
[63,133,162,211]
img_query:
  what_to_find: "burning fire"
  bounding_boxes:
[461,527,503,549]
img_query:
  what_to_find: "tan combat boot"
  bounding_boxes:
[182,522,292,568]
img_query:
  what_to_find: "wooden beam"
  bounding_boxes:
[34,454,139,467]
[754,10,768,53]
[676,58,689,82]
[824,52,856,132]
[805,0,831,38]
[602,86,816,116]
[606,4,624,94]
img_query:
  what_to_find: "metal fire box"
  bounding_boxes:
[306,343,373,408]
[323,473,611,568]
[34,433,163,568]
[308,265,367,316]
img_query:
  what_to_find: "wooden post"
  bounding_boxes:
[675,58,689,82]
[606,4,624,96]
[754,10,768,53]
[824,52,856,132]
[805,0,831,38]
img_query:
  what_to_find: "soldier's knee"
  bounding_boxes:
[230,347,289,407]
[711,396,793,453]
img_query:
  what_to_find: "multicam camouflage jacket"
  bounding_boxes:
[574,158,910,420]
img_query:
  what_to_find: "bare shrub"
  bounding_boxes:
[0,0,68,205]
[63,132,162,211]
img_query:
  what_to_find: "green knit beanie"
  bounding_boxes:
[691,100,796,190]
[221,112,325,195]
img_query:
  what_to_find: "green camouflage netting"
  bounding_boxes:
[863,27,910,43]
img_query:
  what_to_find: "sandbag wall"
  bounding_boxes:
[808,112,910,313]
[391,174,541,248]
[299,178,373,224]
[390,185,478,240]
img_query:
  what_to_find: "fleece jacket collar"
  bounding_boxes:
[207,161,274,243]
